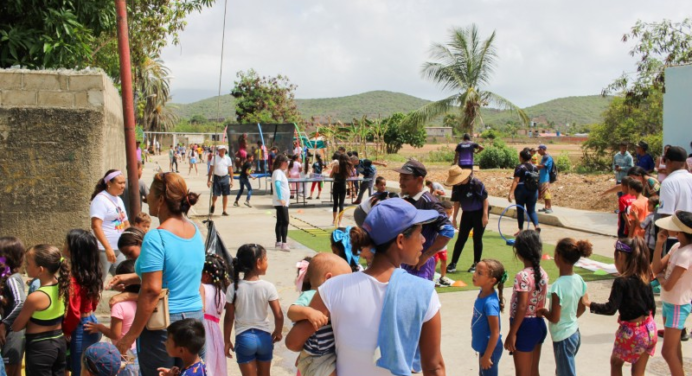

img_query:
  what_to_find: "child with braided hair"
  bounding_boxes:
[471,259,507,376]
[202,254,231,376]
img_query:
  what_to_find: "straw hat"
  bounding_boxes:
[444,166,472,186]
[655,210,692,234]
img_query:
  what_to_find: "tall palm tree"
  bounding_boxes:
[136,57,175,131]
[407,25,529,134]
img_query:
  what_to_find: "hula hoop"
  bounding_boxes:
[498,204,532,245]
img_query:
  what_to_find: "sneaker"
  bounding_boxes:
[538,208,548,212]
[307,197,313,200]
[446,263,457,273]
[434,280,441,287]
[290,195,295,199]
[275,242,282,248]
[658,329,664,338]
[222,212,229,216]
[353,200,361,205]
[544,209,553,214]
[316,196,320,200]
[438,277,453,286]
[233,202,239,207]
[210,205,215,214]
[280,243,291,252]
[244,201,252,208]
[683,328,689,342]
[467,263,477,273]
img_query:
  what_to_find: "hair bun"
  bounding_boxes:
[576,240,593,257]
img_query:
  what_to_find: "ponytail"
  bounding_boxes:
[231,244,267,304]
[350,227,374,255]
[514,230,544,292]
[483,259,507,312]
[57,257,71,305]
[91,169,119,201]
[28,244,71,305]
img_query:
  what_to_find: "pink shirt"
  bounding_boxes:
[661,243,692,305]
[289,161,302,178]
[510,267,549,318]
[203,283,226,318]
[112,301,137,350]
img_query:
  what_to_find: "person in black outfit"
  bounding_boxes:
[330,153,351,227]
[234,154,256,207]
[582,237,656,376]
[444,166,489,273]
[508,149,541,235]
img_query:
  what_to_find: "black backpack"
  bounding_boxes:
[549,157,558,183]
[523,164,540,191]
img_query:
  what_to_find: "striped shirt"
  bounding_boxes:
[294,290,335,355]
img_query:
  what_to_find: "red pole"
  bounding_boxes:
[115,0,141,217]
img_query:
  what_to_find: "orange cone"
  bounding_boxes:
[452,280,467,287]
[542,254,552,260]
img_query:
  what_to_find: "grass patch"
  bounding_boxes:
[288,230,614,293]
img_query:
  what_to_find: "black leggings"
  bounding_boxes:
[25,330,66,376]
[451,209,486,265]
[275,206,289,243]
[333,184,346,214]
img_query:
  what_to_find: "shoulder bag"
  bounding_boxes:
[146,229,171,331]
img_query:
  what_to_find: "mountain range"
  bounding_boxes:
[171,90,612,127]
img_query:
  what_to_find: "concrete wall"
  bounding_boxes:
[0,69,126,246]
[664,65,692,155]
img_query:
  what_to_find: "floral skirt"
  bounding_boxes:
[612,314,657,364]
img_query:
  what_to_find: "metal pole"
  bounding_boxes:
[115,0,141,217]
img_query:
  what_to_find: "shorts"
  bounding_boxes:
[539,182,551,200]
[662,302,692,330]
[297,350,336,376]
[511,317,547,352]
[434,250,448,263]
[235,329,273,364]
[2,328,25,365]
[613,315,657,363]
[190,157,197,164]
[213,175,231,197]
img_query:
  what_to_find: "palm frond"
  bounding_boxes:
[481,91,529,126]
[404,94,459,128]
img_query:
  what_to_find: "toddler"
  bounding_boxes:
[583,237,656,376]
[203,254,231,376]
[538,238,592,376]
[133,212,151,233]
[158,319,207,376]
[289,253,352,376]
[331,227,363,272]
[471,259,506,376]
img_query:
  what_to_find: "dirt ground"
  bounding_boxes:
[382,143,619,212]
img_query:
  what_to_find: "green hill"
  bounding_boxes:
[171,91,612,126]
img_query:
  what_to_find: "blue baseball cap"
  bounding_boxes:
[538,144,547,150]
[363,198,439,246]
[83,342,122,376]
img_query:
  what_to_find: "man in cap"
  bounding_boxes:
[537,144,553,213]
[395,160,455,281]
[635,140,655,174]
[207,145,234,216]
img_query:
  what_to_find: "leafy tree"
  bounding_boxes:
[190,114,208,124]
[602,18,692,104]
[383,112,426,153]
[231,69,301,124]
[406,25,529,135]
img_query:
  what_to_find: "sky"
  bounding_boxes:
[161,0,691,107]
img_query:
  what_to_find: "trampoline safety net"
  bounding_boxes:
[226,124,296,157]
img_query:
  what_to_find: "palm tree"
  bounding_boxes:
[407,25,529,135]
[135,57,175,131]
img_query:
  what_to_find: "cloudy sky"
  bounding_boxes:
[162,0,691,107]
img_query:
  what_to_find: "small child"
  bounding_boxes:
[12,245,70,375]
[331,227,363,272]
[81,342,123,376]
[538,238,592,376]
[235,154,256,208]
[289,154,303,198]
[652,210,692,376]
[85,260,140,376]
[627,179,649,239]
[288,253,352,376]
[640,196,659,258]
[202,254,230,376]
[504,230,548,376]
[436,201,454,287]
[471,259,506,376]
[583,237,656,376]
[158,319,207,376]
[426,180,446,199]
[133,212,151,233]
[0,237,26,376]
[617,177,635,238]
[224,244,283,375]
[308,154,325,200]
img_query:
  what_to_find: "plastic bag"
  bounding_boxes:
[204,220,233,269]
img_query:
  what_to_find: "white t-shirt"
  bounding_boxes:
[659,169,692,215]
[272,169,290,207]
[294,146,303,156]
[661,243,692,305]
[226,280,279,335]
[319,272,441,376]
[211,155,233,177]
[89,192,128,251]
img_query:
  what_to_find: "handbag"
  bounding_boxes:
[146,229,171,331]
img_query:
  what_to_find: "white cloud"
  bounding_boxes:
[162,0,692,106]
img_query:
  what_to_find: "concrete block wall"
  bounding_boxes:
[0,68,126,246]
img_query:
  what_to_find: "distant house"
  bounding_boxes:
[425,127,453,139]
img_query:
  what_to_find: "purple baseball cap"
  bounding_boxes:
[83,342,122,376]
[363,198,439,246]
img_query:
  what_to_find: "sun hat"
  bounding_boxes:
[538,144,547,150]
[655,210,692,235]
[444,166,472,186]
[362,198,439,246]
[82,342,122,376]
[217,145,227,150]
[393,160,427,178]
[664,146,687,163]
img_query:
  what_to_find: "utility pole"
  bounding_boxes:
[115,0,141,217]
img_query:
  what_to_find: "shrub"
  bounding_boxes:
[478,143,519,169]
[481,129,498,139]
[424,147,455,163]
[555,152,572,173]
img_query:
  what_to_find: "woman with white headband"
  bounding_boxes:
[90,169,130,281]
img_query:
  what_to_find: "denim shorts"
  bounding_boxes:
[511,317,547,352]
[235,329,274,364]
[662,302,692,330]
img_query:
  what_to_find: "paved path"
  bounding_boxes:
[139,154,689,376]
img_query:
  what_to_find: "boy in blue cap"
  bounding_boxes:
[82,342,122,376]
